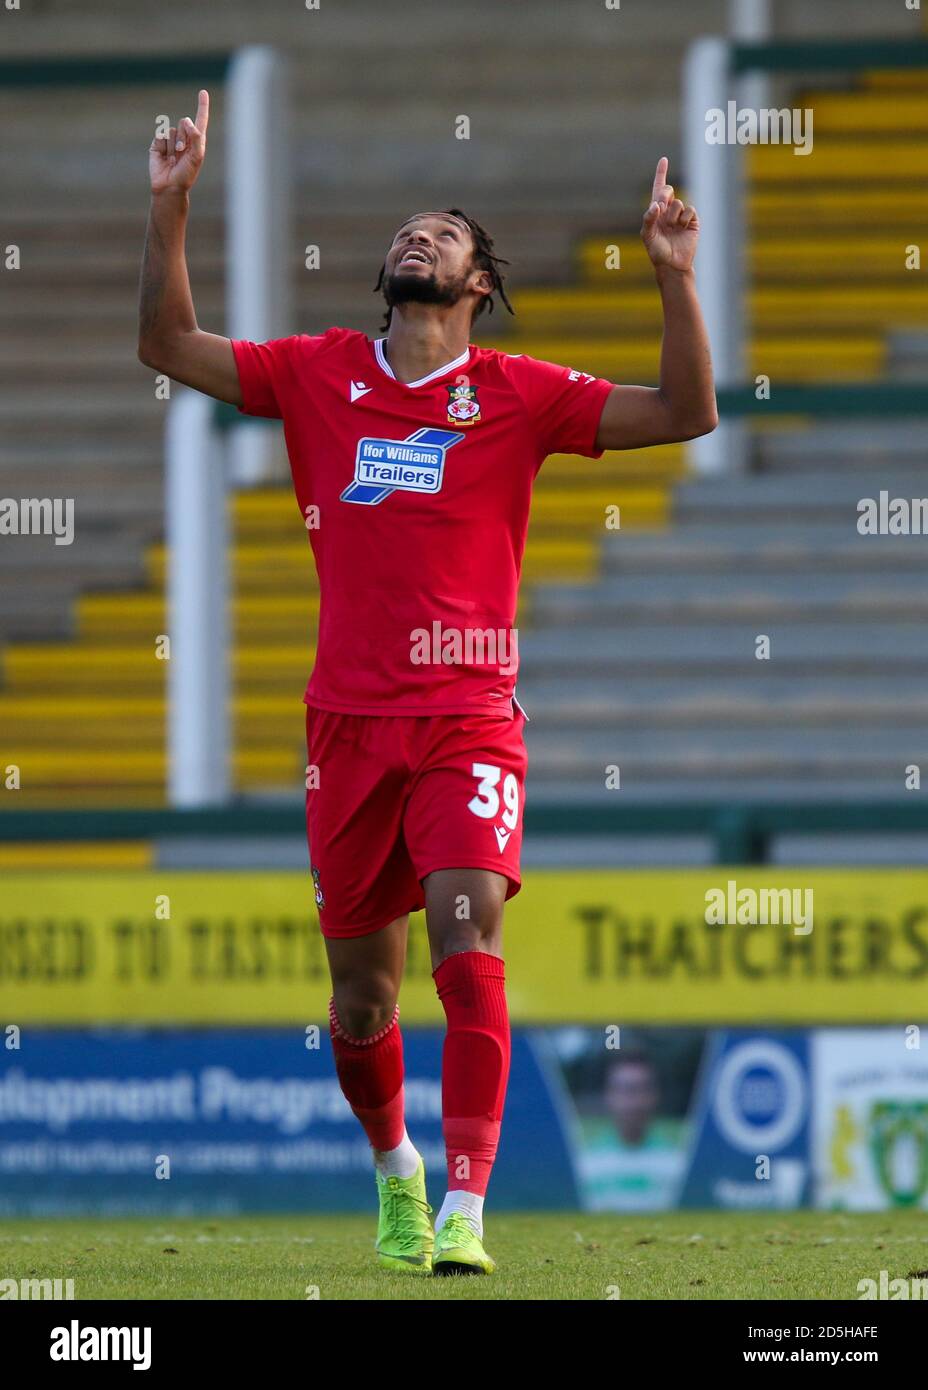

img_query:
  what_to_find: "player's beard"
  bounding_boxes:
[382,265,470,313]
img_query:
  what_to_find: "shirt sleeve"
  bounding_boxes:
[500,352,615,458]
[231,333,331,419]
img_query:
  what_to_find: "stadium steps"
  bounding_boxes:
[0,749,303,789]
[508,284,928,334]
[748,187,928,230]
[754,423,926,471]
[490,333,883,380]
[0,449,667,799]
[599,525,928,574]
[671,470,928,521]
[576,236,920,284]
[142,538,599,589]
[8,677,925,747]
[525,727,928,775]
[508,677,928,728]
[1,8,925,807]
[530,574,928,626]
[0,842,152,869]
[508,54,928,801]
[498,63,928,381]
[232,484,668,540]
[0,695,292,745]
[517,623,928,674]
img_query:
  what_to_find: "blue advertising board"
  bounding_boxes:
[0,1029,579,1214]
[678,1031,811,1208]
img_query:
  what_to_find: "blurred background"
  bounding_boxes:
[1,0,927,1217]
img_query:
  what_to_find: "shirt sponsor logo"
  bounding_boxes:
[340,427,464,506]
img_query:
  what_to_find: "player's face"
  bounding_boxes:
[382,214,485,312]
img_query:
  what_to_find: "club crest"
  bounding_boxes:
[311,864,325,909]
[446,383,481,426]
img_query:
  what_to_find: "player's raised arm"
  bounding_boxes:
[594,156,718,450]
[137,90,241,405]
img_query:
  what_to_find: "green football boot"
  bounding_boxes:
[432,1212,496,1276]
[375,1159,434,1274]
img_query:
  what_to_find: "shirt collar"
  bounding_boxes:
[373,337,472,389]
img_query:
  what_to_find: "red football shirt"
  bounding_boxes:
[232,328,613,716]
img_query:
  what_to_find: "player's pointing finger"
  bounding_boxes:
[195,89,210,136]
[651,156,669,204]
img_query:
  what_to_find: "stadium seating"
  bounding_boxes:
[506,65,928,807]
[1,1,926,826]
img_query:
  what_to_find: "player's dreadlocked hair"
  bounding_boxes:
[374,208,515,332]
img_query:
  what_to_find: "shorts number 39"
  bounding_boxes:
[468,762,519,828]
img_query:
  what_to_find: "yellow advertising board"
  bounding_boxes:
[0,869,926,1024]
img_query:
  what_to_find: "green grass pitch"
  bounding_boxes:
[2,1210,926,1300]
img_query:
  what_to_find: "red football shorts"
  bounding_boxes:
[304,705,528,937]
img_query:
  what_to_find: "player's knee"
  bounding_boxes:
[432,908,503,963]
[331,975,398,1040]
[424,870,507,965]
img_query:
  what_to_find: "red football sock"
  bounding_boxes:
[329,999,406,1151]
[433,950,511,1197]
